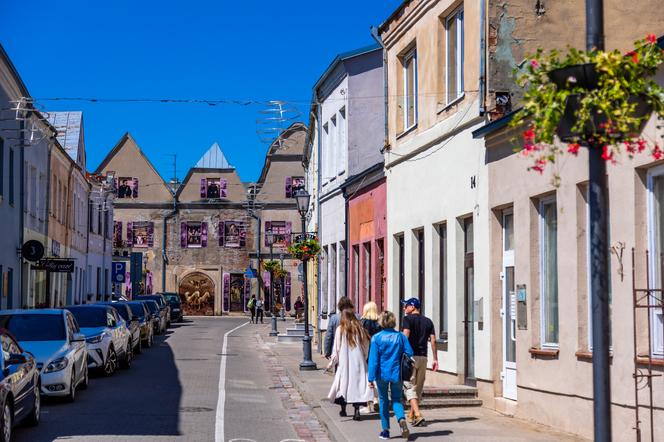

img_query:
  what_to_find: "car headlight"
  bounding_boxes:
[44,357,69,373]
[86,334,104,344]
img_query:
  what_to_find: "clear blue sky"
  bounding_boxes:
[0,0,401,182]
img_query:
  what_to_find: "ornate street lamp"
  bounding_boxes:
[294,189,316,371]
[265,231,278,337]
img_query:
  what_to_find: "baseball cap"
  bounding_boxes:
[401,297,421,309]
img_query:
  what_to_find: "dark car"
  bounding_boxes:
[100,302,142,355]
[162,293,183,323]
[126,301,154,348]
[143,301,164,335]
[135,295,170,329]
[0,328,40,440]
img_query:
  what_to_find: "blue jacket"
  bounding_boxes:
[368,329,413,383]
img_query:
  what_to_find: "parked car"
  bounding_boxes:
[0,310,88,402]
[126,301,154,348]
[162,293,183,323]
[66,305,132,376]
[0,328,40,441]
[100,302,142,354]
[138,298,167,334]
[143,301,164,335]
[136,295,170,328]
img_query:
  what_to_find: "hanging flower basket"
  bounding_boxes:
[510,34,664,174]
[263,260,281,274]
[288,237,321,261]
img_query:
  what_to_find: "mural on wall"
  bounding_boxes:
[178,272,215,316]
[201,178,227,199]
[116,177,138,198]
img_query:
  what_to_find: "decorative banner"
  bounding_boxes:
[180,222,188,247]
[132,223,149,248]
[291,176,305,196]
[224,221,241,247]
[223,273,230,312]
[230,274,244,312]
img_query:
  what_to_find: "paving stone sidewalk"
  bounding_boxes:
[251,319,589,442]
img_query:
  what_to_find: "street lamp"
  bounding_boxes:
[279,253,286,321]
[265,231,278,337]
[295,189,316,371]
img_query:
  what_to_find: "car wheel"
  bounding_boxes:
[104,347,117,376]
[66,370,76,403]
[80,364,89,390]
[0,402,12,442]
[25,381,40,426]
[121,344,133,369]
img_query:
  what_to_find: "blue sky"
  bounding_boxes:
[0,0,401,182]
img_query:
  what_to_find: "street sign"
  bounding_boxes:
[112,262,126,283]
[21,240,44,262]
[244,267,258,278]
[34,259,74,273]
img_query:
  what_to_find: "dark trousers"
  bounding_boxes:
[256,308,264,323]
[249,307,256,323]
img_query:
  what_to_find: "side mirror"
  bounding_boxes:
[72,333,85,343]
[6,354,27,365]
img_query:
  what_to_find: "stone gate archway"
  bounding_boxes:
[178,272,215,316]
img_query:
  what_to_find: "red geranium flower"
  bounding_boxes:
[567,143,580,155]
[647,33,657,44]
[530,59,540,69]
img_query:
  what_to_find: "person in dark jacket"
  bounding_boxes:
[324,296,355,359]
[360,301,382,413]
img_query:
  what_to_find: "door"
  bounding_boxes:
[463,217,475,385]
[229,274,245,312]
[501,210,517,400]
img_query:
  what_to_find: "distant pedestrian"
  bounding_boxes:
[360,301,382,413]
[401,298,438,427]
[247,295,256,323]
[368,311,412,440]
[255,297,264,324]
[324,296,358,359]
[294,296,304,322]
[327,310,372,421]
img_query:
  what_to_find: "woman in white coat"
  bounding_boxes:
[327,309,373,421]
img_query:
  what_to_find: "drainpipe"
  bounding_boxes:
[479,0,487,116]
[161,189,178,292]
[343,188,349,298]
[370,27,389,150]
[17,119,26,309]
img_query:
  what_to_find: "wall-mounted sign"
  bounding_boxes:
[112,262,126,283]
[34,259,74,273]
[21,240,44,262]
[516,284,528,330]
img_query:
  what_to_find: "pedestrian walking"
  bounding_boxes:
[368,310,413,440]
[401,297,438,427]
[360,301,382,413]
[324,296,357,359]
[255,297,264,324]
[247,295,256,323]
[294,296,304,322]
[327,310,372,421]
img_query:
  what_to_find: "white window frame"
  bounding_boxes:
[539,196,559,348]
[402,47,418,131]
[445,7,464,105]
[646,165,664,356]
[338,107,346,176]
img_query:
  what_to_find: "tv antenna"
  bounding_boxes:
[256,100,300,150]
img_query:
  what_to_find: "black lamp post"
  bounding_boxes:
[295,189,317,371]
[279,253,286,321]
[266,231,278,337]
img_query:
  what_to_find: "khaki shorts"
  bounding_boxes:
[404,355,428,402]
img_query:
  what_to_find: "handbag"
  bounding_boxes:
[400,353,415,382]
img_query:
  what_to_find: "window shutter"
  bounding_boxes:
[264,221,272,246]
[285,176,293,198]
[200,178,207,198]
[263,271,271,289]
[132,178,139,198]
[243,277,251,312]
[285,272,291,311]
[201,222,208,247]
[220,179,227,198]
[147,222,154,247]
[219,221,225,246]
[223,273,230,312]
[239,223,246,248]
[180,222,188,247]
[285,221,292,246]
[114,178,119,195]
[127,222,133,246]
[114,221,122,245]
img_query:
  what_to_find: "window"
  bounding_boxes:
[97,205,103,234]
[116,177,138,199]
[438,224,448,340]
[402,48,417,130]
[330,115,337,176]
[353,245,360,303]
[396,234,405,324]
[264,221,291,249]
[8,148,14,206]
[416,229,425,314]
[285,176,305,198]
[445,7,464,104]
[363,242,372,303]
[219,221,246,248]
[180,221,208,248]
[323,123,330,180]
[129,221,154,248]
[539,197,559,346]
[96,267,101,295]
[200,178,227,199]
[339,108,347,173]
[646,167,664,355]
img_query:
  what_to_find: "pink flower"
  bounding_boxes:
[601,145,616,164]
[647,33,657,44]
[652,144,663,160]
[530,59,540,69]
[523,128,536,141]
[567,143,580,155]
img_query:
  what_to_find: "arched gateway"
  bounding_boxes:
[178,272,215,316]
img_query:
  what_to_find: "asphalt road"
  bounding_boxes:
[14,316,300,442]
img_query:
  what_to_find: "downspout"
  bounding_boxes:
[343,188,349,298]
[161,188,178,292]
[370,27,389,150]
[17,118,26,309]
[479,0,487,116]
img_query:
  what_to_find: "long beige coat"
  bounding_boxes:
[327,328,373,404]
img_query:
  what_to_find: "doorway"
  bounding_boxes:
[501,210,517,400]
[463,217,475,385]
[229,273,246,312]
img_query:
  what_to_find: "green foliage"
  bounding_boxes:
[287,237,321,261]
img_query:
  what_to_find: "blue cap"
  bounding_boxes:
[401,298,421,309]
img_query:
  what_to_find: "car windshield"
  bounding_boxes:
[164,295,180,305]
[128,303,145,317]
[138,296,164,308]
[112,305,130,321]
[0,314,66,341]
[145,302,159,314]
[67,308,107,328]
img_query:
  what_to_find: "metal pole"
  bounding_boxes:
[585,1,611,441]
[269,243,278,336]
[300,214,317,370]
[280,253,286,321]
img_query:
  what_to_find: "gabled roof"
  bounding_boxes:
[47,111,84,167]
[195,142,233,169]
[0,43,30,98]
[312,43,381,96]
[256,122,307,185]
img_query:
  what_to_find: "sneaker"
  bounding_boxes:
[399,419,410,439]
[412,414,425,427]
[406,409,415,424]
[379,430,390,440]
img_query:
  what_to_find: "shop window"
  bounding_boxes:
[200,178,227,199]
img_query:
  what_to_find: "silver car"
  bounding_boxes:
[0,309,88,402]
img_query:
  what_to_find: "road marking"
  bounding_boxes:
[215,320,249,442]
